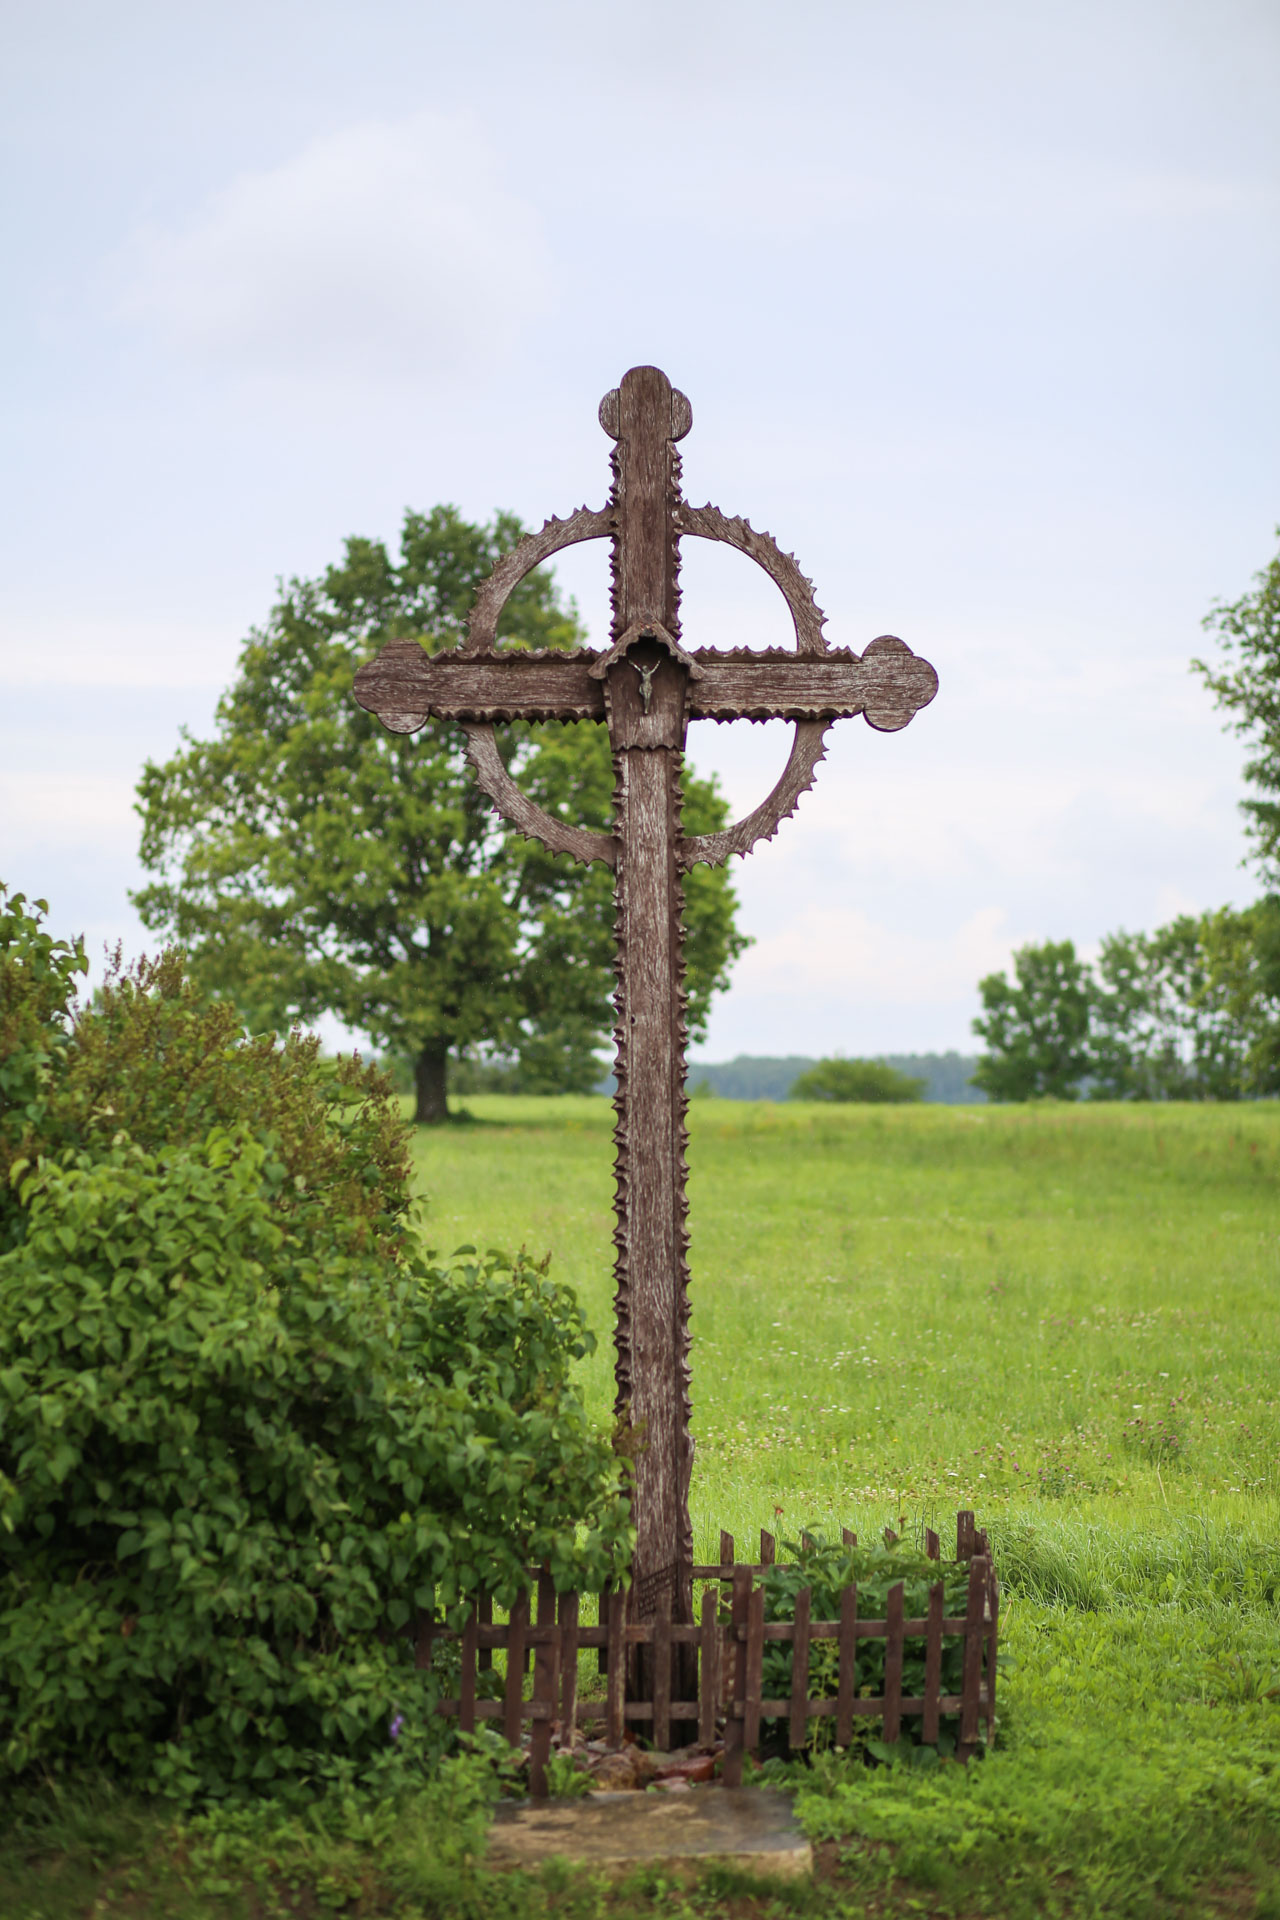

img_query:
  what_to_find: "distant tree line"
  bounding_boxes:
[972,907,1280,1102]
[685,1052,984,1103]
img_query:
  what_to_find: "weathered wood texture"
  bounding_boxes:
[353,638,935,732]
[424,1515,997,1797]
[350,365,939,1651]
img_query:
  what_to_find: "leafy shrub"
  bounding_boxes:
[753,1534,973,1757]
[788,1058,925,1104]
[0,894,631,1800]
[0,889,87,1252]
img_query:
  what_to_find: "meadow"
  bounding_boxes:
[414,1095,1280,1546]
[6,1096,1279,1918]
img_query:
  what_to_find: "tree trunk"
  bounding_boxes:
[414,1041,450,1125]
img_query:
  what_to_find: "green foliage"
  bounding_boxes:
[755,1533,970,1755]
[977,912,1280,1101]
[132,506,748,1120]
[0,887,87,1252]
[972,939,1094,1100]
[0,921,631,1801]
[788,1057,924,1104]
[1194,527,1280,884]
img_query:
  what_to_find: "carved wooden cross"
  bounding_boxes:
[354,366,937,1627]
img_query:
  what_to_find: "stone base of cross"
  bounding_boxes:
[355,366,937,1633]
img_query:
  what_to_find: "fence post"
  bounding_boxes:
[957,1553,987,1760]
[528,1570,558,1797]
[722,1565,751,1787]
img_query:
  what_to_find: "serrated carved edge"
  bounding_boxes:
[461,723,616,869]
[674,504,833,867]
[680,718,831,870]
[466,506,613,652]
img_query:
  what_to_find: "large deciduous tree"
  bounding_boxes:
[1194,529,1280,883]
[134,507,747,1122]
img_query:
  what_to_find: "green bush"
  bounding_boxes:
[788,1057,925,1103]
[755,1534,973,1758]
[0,890,631,1800]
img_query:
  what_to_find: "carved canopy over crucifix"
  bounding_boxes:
[354,366,938,1627]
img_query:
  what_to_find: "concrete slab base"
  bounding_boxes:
[487,1786,811,1879]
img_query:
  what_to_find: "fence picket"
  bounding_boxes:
[883,1581,905,1742]
[459,1608,478,1735]
[558,1590,579,1748]
[760,1528,776,1566]
[698,1586,719,1747]
[922,1581,943,1745]
[925,1527,940,1561]
[836,1583,857,1747]
[985,1562,999,1742]
[605,1585,626,1746]
[743,1582,765,1755]
[957,1510,975,1559]
[720,1529,735,1568]
[789,1585,812,1751]
[842,1527,857,1548]
[477,1590,493,1671]
[528,1572,558,1795]
[503,1590,528,1748]
[652,1583,673,1751]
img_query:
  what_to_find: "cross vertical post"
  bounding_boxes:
[598,368,699,1626]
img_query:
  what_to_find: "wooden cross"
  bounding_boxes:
[354,366,937,1628]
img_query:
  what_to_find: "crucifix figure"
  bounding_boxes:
[354,366,938,1632]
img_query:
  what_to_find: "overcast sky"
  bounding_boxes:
[3,0,1278,1060]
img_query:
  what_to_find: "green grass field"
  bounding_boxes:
[414,1095,1280,1548]
[6,1096,1280,1918]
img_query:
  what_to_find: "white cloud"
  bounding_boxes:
[116,114,552,384]
[0,771,138,844]
[0,613,235,689]
[738,904,1021,1004]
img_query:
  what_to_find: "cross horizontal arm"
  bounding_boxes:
[355,634,937,735]
[353,641,605,732]
[686,636,937,731]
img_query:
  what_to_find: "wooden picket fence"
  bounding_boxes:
[418,1512,998,1796]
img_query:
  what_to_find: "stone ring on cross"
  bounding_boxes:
[354,366,937,1639]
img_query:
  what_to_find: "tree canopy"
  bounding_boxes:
[788,1057,924,1103]
[134,507,748,1121]
[1193,528,1280,884]
[971,939,1094,1101]
[972,912,1280,1101]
